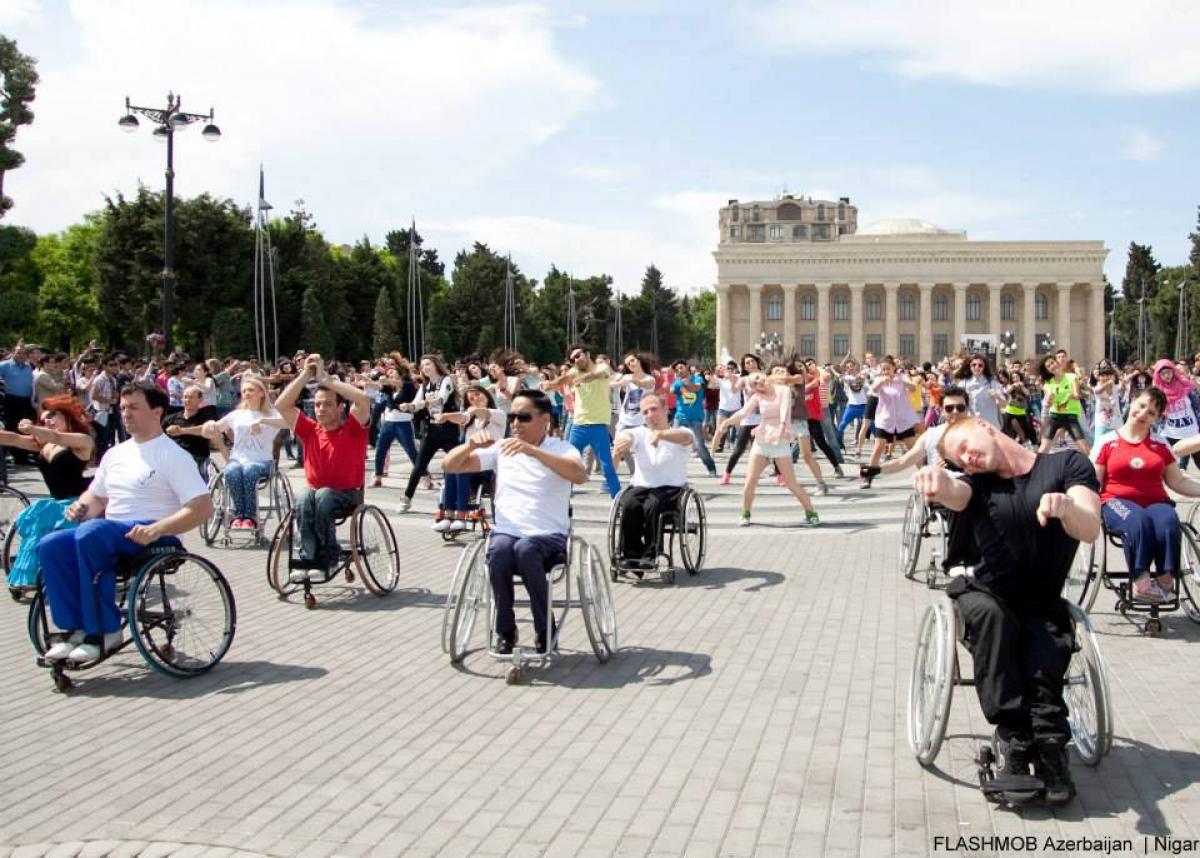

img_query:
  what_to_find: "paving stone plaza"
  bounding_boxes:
[3,455,1200,858]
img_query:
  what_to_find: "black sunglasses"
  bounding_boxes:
[943,403,967,413]
[508,411,536,423]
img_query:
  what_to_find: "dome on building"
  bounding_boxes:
[858,218,953,236]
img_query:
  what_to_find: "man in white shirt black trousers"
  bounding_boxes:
[611,393,694,575]
[443,390,587,655]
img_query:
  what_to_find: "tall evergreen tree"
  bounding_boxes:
[372,284,400,355]
[0,37,39,219]
[301,283,334,357]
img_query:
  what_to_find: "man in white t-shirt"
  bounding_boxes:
[38,383,213,663]
[443,389,586,654]
[611,393,694,574]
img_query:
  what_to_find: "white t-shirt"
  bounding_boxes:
[91,434,210,521]
[718,377,742,412]
[1162,395,1199,440]
[842,372,868,406]
[469,408,506,445]
[626,426,690,489]
[921,423,949,469]
[220,408,282,465]
[476,435,581,538]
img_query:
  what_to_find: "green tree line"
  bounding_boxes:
[0,187,715,364]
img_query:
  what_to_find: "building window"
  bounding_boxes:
[730,207,739,222]
[751,205,761,223]
[899,294,916,321]
[729,226,740,239]
[966,294,982,321]
[933,294,948,321]
[766,293,783,321]
[866,334,882,355]
[800,295,816,321]
[800,335,815,357]
[866,294,882,321]
[838,224,849,235]
[1001,293,1015,321]
[833,334,849,356]
[769,224,785,240]
[1035,292,1048,320]
[813,224,830,240]
[817,204,826,221]
[748,224,765,241]
[899,334,915,357]
[792,224,807,239]
[837,203,846,221]
[933,334,949,358]
[832,293,849,321]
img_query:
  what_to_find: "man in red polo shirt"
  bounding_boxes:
[276,353,371,576]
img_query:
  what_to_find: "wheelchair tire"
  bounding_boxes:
[448,540,488,664]
[1064,602,1112,764]
[1179,525,1200,625]
[678,488,707,576]
[578,539,617,663]
[27,585,50,655]
[354,505,400,595]
[201,472,228,546]
[907,600,956,766]
[1064,540,1098,610]
[925,510,948,589]
[0,484,30,545]
[267,511,301,596]
[443,537,485,654]
[2,521,20,579]
[129,551,236,678]
[607,485,630,581]
[900,492,923,580]
[265,468,295,535]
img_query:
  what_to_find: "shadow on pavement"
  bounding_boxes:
[450,646,713,689]
[272,586,444,612]
[62,660,329,699]
[693,566,785,592]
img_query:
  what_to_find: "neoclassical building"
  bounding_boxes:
[713,195,1108,365]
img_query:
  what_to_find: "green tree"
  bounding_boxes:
[1113,242,1161,363]
[626,264,680,359]
[0,224,40,343]
[683,289,716,361]
[210,306,256,357]
[372,284,401,355]
[269,203,335,358]
[0,37,39,219]
[301,283,334,357]
[428,243,532,358]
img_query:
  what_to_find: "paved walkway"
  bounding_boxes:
[2,447,1199,857]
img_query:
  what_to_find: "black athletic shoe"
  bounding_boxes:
[994,730,1033,777]
[495,631,517,655]
[1037,746,1076,806]
[535,623,558,654]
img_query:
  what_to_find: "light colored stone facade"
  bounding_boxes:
[713,196,1108,366]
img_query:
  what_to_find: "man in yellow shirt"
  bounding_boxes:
[546,344,621,497]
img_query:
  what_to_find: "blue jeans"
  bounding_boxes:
[375,421,418,476]
[568,422,620,497]
[822,406,844,461]
[295,487,361,567]
[38,519,180,636]
[716,408,739,450]
[837,404,866,446]
[1102,499,1180,576]
[674,416,717,474]
[442,470,493,512]
[225,460,271,520]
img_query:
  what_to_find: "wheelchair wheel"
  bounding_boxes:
[0,484,29,556]
[578,539,617,663]
[607,485,630,581]
[899,491,923,580]
[678,488,707,575]
[27,585,50,655]
[129,552,236,678]
[201,472,228,546]
[924,511,948,588]
[1178,526,1200,624]
[354,505,400,595]
[443,537,485,653]
[264,467,295,534]
[907,600,957,766]
[3,521,22,599]
[1064,602,1113,765]
[448,540,488,663]
[266,511,301,596]
[1063,540,1098,610]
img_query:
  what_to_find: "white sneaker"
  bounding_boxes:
[289,568,309,584]
[448,519,467,532]
[432,518,452,533]
[67,631,123,663]
[398,497,412,513]
[44,631,85,661]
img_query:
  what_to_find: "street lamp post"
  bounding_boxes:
[754,330,783,364]
[998,329,1018,363]
[118,93,221,354]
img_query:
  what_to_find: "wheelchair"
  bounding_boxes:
[899,490,950,587]
[266,495,400,609]
[442,527,617,684]
[907,583,1113,804]
[606,484,706,585]
[440,473,493,543]
[0,483,32,601]
[27,543,237,693]
[201,460,294,548]
[1065,517,1200,635]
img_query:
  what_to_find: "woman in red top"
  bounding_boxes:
[1093,387,1200,602]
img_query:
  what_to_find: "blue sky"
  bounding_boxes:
[4,0,1198,294]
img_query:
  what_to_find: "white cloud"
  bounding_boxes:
[4,0,601,234]
[748,0,1200,94]
[1119,127,1165,161]
[0,0,41,29]
[561,163,637,182]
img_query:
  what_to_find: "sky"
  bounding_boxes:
[3,0,1199,295]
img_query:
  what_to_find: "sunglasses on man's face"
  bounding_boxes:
[508,411,536,424]
[943,403,967,413]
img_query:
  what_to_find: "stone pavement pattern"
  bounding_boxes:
[2,450,1200,858]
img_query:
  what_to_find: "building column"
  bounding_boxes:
[816,282,831,364]
[747,283,764,353]
[716,283,731,361]
[1023,281,1038,356]
[782,283,798,354]
[1056,282,1073,357]
[987,282,1003,334]
[952,282,968,354]
[1089,282,1105,366]
[849,282,865,357]
[884,281,899,356]
[918,282,934,359]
